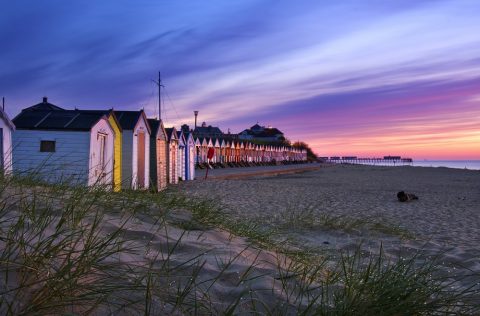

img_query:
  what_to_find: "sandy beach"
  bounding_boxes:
[2,164,479,314]
[181,164,480,292]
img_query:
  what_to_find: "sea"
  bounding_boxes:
[330,160,480,170]
[411,160,480,170]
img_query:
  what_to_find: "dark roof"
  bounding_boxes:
[113,110,143,130]
[22,97,65,112]
[165,127,177,141]
[147,119,159,136]
[193,125,223,135]
[251,123,262,130]
[176,130,185,141]
[13,109,109,131]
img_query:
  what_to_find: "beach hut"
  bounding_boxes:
[220,139,226,163]
[165,127,178,184]
[213,138,221,163]
[234,141,241,163]
[105,112,122,191]
[0,106,15,175]
[147,119,168,191]
[114,110,151,190]
[177,130,186,181]
[184,132,196,180]
[206,138,214,163]
[226,140,232,163]
[200,137,208,163]
[13,105,117,187]
[194,137,201,165]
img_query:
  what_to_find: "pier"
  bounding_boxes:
[324,155,413,166]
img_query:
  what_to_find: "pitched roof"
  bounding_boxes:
[0,107,15,130]
[147,119,159,136]
[113,110,142,130]
[165,127,177,141]
[176,130,186,141]
[21,97,65,112]
[13,109,110,131]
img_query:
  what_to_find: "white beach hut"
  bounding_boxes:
[184,132,196,180]
[13,101,116,187]
[165,127,178,184]
[220,139,226,164]
[177,130,186,181]
[213,138,221,163]
[0,106,15,175]
[194,136,201,165]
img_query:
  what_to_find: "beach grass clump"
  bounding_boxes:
[312,247,479,315]
[0,173,478,315]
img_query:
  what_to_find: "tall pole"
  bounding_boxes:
[158,72,162,121]
[153,72,164,120]
[194,110,199,129]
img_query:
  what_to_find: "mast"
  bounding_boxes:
[158,72,162,120]
[153,71,164,121]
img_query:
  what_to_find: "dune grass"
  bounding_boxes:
[0,173,478,314]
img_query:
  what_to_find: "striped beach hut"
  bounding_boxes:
[147,119,168,191]
[194,136,201,165]
[184,131,196,180]
[213,138,221,163]
[165,127,178,184]
[220,139,226,163]
[114,111,151,190]
[177,130,186,181]
[0,106,15,175]
[13,102,117,188]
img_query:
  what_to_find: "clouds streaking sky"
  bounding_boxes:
[1,1,479,159]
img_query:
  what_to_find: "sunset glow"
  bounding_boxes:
[1,1,480,159]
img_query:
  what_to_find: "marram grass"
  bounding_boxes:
[0,173,478,315]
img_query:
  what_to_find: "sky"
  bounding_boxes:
[1,0,479,159]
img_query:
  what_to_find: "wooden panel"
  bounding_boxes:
[137,131,145,188]
[156,139,167,190]
[108,116,122,192]
[13,130,90,184]
[0,128,3,173]
[120,132,133,189]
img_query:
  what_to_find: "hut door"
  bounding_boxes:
[0,128,3,173]
[137,131,145,188]
[98,133,107,183]
[189,146,195,180]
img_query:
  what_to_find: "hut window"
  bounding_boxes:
[40,140,56,152]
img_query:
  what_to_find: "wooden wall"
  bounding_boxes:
[0,119,13,174]
[108,116,122,192]
[13,130,90,185]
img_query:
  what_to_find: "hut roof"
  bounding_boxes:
[147,119,160,135]
[0,107,15,130]
[13,109,111,131]
[165,127,178,141]
[21,97,65,112]
[114,110,150,134]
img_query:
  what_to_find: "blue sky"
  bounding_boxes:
[1,1,480,158]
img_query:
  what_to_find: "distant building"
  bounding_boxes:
[238,123,285,142]
[193,122,223,138]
